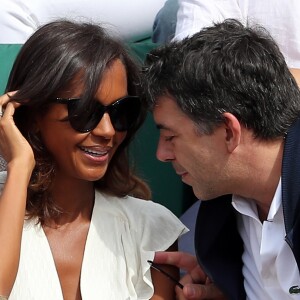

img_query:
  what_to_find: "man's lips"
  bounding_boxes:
[175,171,188,177]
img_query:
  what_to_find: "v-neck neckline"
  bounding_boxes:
[37,198,96,300]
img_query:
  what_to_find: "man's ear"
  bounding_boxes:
[222,112,241,153]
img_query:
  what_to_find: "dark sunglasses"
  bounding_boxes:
[50,96,141,133]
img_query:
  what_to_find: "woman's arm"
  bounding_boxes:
[151,242,179,300]
[0,94,35,297]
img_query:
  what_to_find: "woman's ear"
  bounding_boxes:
[30,117,40,133]
[222,112,242,153]
[27,117,46,153]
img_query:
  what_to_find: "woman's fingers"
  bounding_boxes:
[0,98,35,170]
[0,91,17,106]
[0,91,19,120]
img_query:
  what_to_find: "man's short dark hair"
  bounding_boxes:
[143,19,300,139]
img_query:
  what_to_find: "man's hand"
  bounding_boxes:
[154,251,227,300]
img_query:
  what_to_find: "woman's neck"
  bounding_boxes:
[46,174,95,227]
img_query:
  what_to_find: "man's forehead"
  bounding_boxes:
[153,96,193,132]
[153,95,179,114]
[156,123,173,132]
[155,92,177,104]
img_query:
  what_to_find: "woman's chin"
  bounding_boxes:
[75,167,107,182]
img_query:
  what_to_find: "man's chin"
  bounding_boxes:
[191,186,212,201]
[190,186,201,199]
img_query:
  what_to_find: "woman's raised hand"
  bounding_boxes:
[0,92,35,172]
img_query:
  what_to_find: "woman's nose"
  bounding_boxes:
[91,113,115,138]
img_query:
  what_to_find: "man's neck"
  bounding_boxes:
[233,137,284,221]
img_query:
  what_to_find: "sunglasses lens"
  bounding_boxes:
[66,96,141,132]
[110,97,141,131]
[67,101,104,133]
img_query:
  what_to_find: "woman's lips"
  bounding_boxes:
[79,146,111,163]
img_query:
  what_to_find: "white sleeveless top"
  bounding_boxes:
[0,173,188,299]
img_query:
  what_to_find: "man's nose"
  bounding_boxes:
[156,137,175,162]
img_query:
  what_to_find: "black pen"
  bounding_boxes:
[147,260,184,289]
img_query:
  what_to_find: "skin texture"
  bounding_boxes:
[153,95,283,219]
[0,60,177,299]
[153,95,229,201]
[152,94,284,299]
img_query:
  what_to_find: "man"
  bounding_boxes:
[142,19,300,299]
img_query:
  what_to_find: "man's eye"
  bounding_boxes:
[165,136,175,142]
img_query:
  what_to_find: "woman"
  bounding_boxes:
[0,20,187,299]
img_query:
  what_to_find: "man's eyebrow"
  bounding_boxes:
[156,124,172,130]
